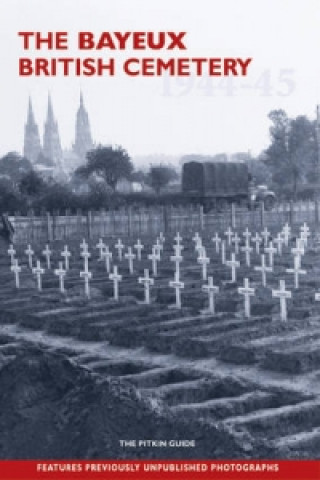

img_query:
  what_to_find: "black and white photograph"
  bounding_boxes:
[1,0,320,475]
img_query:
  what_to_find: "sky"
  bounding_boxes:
[0,0,320,163]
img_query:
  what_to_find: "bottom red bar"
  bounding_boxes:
[0,461,319,480]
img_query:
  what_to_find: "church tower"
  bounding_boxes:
[43,94,64,169]
[73,91,94,162]
[23,97,42,163]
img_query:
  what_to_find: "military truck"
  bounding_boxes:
[182,161,276,212]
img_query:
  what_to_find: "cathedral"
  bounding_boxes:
[23,93,94,179]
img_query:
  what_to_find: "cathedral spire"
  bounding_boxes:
[73,91,93,161]
[43,93,64,169]
[24,96,42,163]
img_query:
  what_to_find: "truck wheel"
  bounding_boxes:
[263,196,275,211]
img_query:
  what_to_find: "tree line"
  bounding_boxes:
[0,108,319,213]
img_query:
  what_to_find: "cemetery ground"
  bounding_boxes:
[2,224,320,459]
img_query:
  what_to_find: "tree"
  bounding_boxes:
[0,152,32,188]
[19,170,46,197]
[76,145,133,192]
[147,165,178,194]
[263,110,317,197]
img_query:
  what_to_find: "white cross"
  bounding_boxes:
[221,240,226,265]
[261,227,270,247]
[96,238,106,260]
[148,247,160,276]
[81,244,91,271]
[42,244,52,269]
[238,278,255,318]
[174,232,183,246]
[170,251,183,277]
[272,279,292,321]
[226,253,240,283]
[80,266,92,298]
[315,291,320,302]
[265,241,277,268]
[134,239,144,261]
[109,265,122,301]
[192,232,201,244]
[212,233,221,253]
[11,258,21,288]
[169,272,184,309]
[54,261,66,293]
[282,224,291,247]
[115,239,124,261]
[251,233,261,254]
[125,247,136,274]
[274,233,284,255]
[241,241,253,267]
[173,243,184,256]
[198,249,210,280]
[254,254,272,287]
[101,246,112,273]
[153,240,163,259]
[225,227,233,246]
[138,268,154,304]
[300,223,311,247]
[243,227,251,244]
[202,276,219,314]
[7,244,16,265]
[291,239,304,266]
[32,260,45,291]
[159,232,165,244]
[232,233,241,254]
[80,239,88,252]
[25,244,34,269]
[61,245,71,270]
[286,255,306,289]
[195,237,203,253]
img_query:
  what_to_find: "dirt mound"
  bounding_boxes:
[0,348,272,459]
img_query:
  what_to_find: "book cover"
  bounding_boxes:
[0,1,320,479]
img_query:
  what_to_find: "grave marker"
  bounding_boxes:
[101,246,112,273]
[238,277,255,318]
[61,245,71,271]
[225,227,233,246]
[226,253,240,283]
[198,248,210,280]
[25,244,34,269]
[243,227,251,245]
[109,265,122,301]
[42,244,52,269]
[169,272,184,309]
[272,279,292,321]
[252,233,262,254]
[115,239,125,261]
[54,261,66,293]
[265,241,277,268]
[212,233,221,254]
[170,251,183,277]
[138,268,154,304]
[232,233,241,254]
[96,238,106,260]
[241,241,253,267]
[261,227,270,247]
[134,239,144,261]
[254,254,272,287]
[221,240,226,265]
[202,276,219,314]
[7,245,16,265]
[286,255,306,289]
[32,260,45,291]
[11,259,21,288]
[148,247,160,276]
[125,247,136,274]
[80,265,92,298]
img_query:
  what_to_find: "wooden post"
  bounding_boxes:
[260,201,265,228]
[127,206,132,237]
[315,199,320,225]
[199,205,204,231]
[46,212,53,241]
[289,200,294,225]
[231,203,236,229]
[163,205,169,234]
[87,210,92,239]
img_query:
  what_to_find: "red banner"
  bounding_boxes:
[0,461,319,480]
